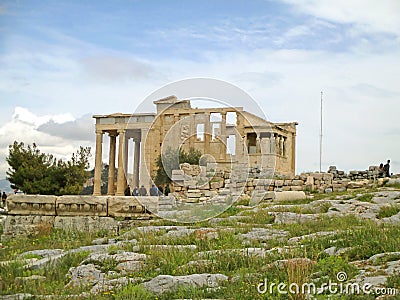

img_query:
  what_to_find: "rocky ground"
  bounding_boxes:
[1,187,400,299]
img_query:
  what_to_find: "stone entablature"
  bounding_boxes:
[7,195,57,216]
[6,195,157,218]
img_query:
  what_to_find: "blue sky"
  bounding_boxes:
[1,0,400,177]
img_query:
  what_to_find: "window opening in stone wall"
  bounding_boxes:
[196,124,204,141]
[212,124,220,141]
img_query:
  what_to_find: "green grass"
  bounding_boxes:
[0,251,90,295]
[387,271,400,289]
[357,193,374,202]
[377,205,400,219]
[1,187,400,299]
[0,228,109,261]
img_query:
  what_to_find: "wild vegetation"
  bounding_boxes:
[1,186,400,299]
[153,147,202,186]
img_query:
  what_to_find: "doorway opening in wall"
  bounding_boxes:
[196,124,204,141]
[247,132,257,154]
[227,135,236,155]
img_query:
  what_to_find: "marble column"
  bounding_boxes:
[189,113,195,149]
[139,128,151,189]
[93,130,103,196]
[264,134,271,154]
[107,133,117,195]
[116,129,126,196]
[133,139,140,188]
[255,133,261,154]
[220,112,227,159]
[270,134,275,154]
[279,136,284,156]
[124,135,129,186]
[204,112,211,154]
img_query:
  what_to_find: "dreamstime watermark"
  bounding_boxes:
[256,272,398,296]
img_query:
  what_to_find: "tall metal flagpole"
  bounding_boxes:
[319,91,323,173]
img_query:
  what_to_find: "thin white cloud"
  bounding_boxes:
[281,0,400,36]
[37,114,94,141]
[0,107,95,178]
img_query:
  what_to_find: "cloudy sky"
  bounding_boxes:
[1,0,399,179]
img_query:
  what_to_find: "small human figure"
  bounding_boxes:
[2,192,7,208]
[149,184,159,196]
[378,163,385,178]
[132,186,139,196]
[164,184,170,196]
[124,185,131,196]
[384,160,391,178]
[158,185,164,195]
[138,185,147,196]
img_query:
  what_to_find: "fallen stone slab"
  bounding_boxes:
[141,273,228,295]
[288,231,339,244]
[238,228,289,243]
[273,191,306,202]
[273,212,321,224]
[90,276,140,294]
[148,244,197,251]
[367,252,400,265]
[66,263,105,288]
[24,253,66,270]
[0,293,34,300]
[18,249,64,259]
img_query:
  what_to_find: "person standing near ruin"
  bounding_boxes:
[132,186,139,196]
[139,185,147,196]
[164,184,170,196]
[384,160,391,178]
[124,185,131,196]
[149,184,158,196]
[1,192,7,208]
[378,163,385,178]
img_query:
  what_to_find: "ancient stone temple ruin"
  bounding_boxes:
[92,96,298,195]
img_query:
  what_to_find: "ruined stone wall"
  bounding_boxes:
[171,164,389,202]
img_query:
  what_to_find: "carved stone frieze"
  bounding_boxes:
[56,196,107,216]
[7,195,57,216]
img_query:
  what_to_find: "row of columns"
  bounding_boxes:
[258,133,287,156]
[93,129,143,196]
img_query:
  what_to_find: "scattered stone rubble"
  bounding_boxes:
[171,164,394,204]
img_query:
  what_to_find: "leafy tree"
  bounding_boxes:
[81,164,118,195]
[6,141,91,195]
[153,147,202,186]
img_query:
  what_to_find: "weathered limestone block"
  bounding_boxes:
[135,196,158,214]
[292,179,304,186]
[7,195,56,216]
[347,179,369,189]
[1,215,55,241]
[56,196,107,216]
[187,189,201,198]
[54,216,118,233]
[108,196,146,217]
[210,180,223,190]
[290,186,304,191]
[273,191,306,201]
